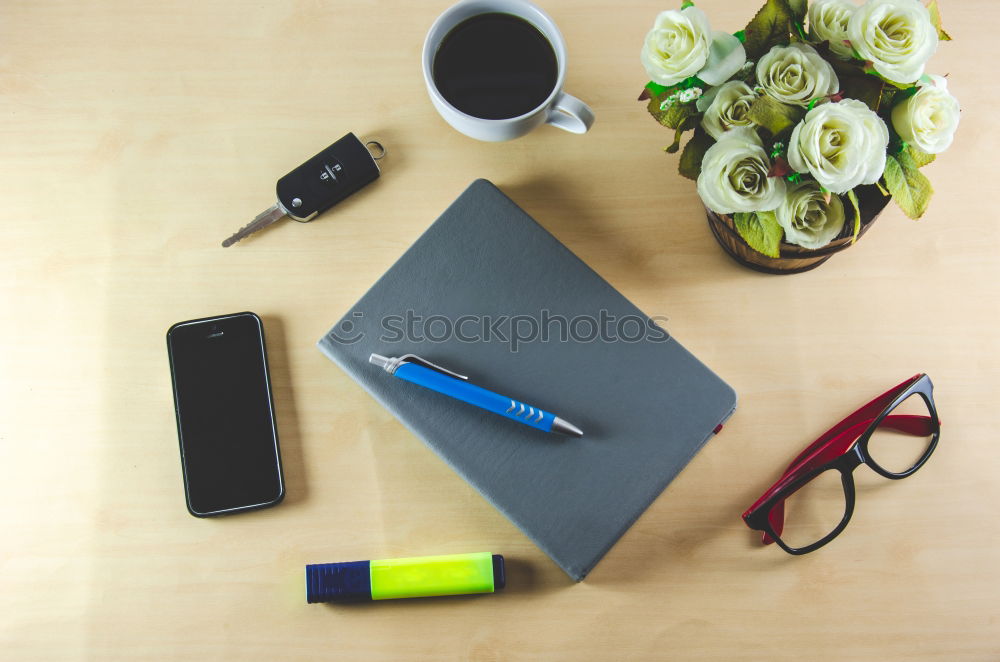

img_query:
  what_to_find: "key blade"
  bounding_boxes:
[221,203,287,247]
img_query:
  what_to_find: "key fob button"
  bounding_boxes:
[277,133,380,222]
[319,163,339,185]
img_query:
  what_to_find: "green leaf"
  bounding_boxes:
[746,95,805,136]
[791,20,807,42]
[734,210,784,258]
[887,132,905,156]
[742,0,794,61]
[889,85,919,110]
[846,189,861,242]
[786,0,807,22]
[927,0,952,41]
[641,78,699,103]
[645,81,668,97]
[884,152,934,219]
[840,74,884,113]
[864,66,914,90]
[678,129,715,180]
[647,94,697,131]
[878,87,900,115]
[665,115,700,153]
[681,0,695,8]
[907,145,936,168]
[875,178,889,197]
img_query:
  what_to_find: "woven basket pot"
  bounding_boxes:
[705,184,892,274]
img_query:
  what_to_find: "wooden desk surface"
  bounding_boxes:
[3,0,998,659]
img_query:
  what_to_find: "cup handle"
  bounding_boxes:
[546,92,595,135]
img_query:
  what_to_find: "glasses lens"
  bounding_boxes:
[773,468,847,550]
[866,392,936,475]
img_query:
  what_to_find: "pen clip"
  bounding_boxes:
[397,354,468,380]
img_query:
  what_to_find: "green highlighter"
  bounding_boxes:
[306,552,505,603]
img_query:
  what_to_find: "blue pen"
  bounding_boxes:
[369,353,583,437]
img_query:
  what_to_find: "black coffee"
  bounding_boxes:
[433,13,558,120]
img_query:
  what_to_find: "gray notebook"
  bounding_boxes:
[318,179,736,580]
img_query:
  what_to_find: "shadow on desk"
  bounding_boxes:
[262,315,308,508]
[501,175,664,287]
[497,174,751,293]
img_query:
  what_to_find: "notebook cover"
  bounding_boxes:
[317,179,736,580]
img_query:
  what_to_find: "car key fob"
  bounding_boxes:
[278,132,383,222]
[221,132,385,247]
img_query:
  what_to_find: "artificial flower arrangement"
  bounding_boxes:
[638,0,958,263]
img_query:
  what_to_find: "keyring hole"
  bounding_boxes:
[366,140,387,160]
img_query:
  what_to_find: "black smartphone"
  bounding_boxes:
[166,312,284,517]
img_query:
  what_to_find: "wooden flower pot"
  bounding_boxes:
[705,184,892,274]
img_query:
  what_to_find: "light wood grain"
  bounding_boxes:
[2,0,998,659]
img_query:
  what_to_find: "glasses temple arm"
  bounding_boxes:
[778,375,927,480]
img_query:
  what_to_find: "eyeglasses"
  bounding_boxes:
[742,374,940,555]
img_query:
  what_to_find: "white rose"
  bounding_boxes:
[697,127,787,214]
[641,7,746,87]
[756,43,839,107]
[891,75,960,154]
[847,0,937,84]
[808,0,857,59]
[776,181,847,249]
[787,99,889,193]
[698,81,756,140]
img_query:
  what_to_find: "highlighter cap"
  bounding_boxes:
[305,560,371,603]
[491,553,506,590]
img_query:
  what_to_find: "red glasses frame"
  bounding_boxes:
[742,374,940,554]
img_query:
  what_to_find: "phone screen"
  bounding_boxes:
[167,313,284,516]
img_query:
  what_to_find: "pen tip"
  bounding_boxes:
[552,417,583,438]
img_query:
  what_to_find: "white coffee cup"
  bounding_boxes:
[422,0,595,142]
